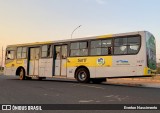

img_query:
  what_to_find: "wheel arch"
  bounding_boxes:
[16,66,26,76]
[74,65,90,78]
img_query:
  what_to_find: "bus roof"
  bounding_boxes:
[6,31,150,48]
[7,41,54,47]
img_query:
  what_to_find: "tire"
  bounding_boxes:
[26,77,32,80]
[91,78,106,84]
[19,68,25,80]
[38,77,46,80]
[75,68,90,83]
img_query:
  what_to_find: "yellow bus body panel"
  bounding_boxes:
[5,59,25,68]
[96,34,113,39]
[67,56,112,67]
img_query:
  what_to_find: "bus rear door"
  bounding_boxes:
[28,47,40,76]
[54,45,68,76]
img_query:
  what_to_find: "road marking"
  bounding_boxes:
[105,95,114,97]
[79,100,94,103]
[95,101,101,103]
[72,84,105,89]
[105,95,129,101]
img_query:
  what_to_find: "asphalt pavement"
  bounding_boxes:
[1,75,160,113]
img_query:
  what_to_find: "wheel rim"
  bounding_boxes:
[19,69,24,80]
[78,71,87,81]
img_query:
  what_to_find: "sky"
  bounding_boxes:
[0,0,160,62]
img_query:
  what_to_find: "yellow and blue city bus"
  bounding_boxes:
[5,31,156,83]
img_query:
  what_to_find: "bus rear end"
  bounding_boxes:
[145,31,156,75]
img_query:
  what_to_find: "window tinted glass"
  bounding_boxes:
[128,45,139,54]
[48,45,52,57]
[17,53,21,58]
[80,49,88,56]
[90,48,101,55]
[70,42,88,56]
[70,50,80,56]
[102,39,112,47]
[62,45,67,59]
[90,39,112,56]
[128,36,140,45]
[35,48,40,59]
[55,46,61,60]
[41,45,52,58]
[6,51,15,59]
[22,53,26,58]
[114,46,127,54]
[22,47,27,58]
[102,48,109,55]
[22,47,27,52]
[42,45,47,51]
[17,47,22,58]
[80,42,87,49]
[91,40,101,48]
[114,37,127,46]
[114,36,140,55]
[70,43,79,49]
[42,52,47,57]
[17,47,27,59]
[17,47,22,52]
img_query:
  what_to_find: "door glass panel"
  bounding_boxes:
[35,48,40,59]
[30,49,35,60]
[62,45,67,59]
[48,45,52,57]
[55,46,61,60]
[41,45,48,57]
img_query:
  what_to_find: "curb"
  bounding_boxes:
[110,76,160,83]
[107,77,160,88]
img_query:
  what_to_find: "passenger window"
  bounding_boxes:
[114,38,127,46]
[47,45,52,57]
[90,48,101,55]
[41,45,47,57]
[91,40,101,48]
[6,50,15,60]
[41,45,52,58]
[22,47,27,58]
[114,36,140,55]
[17,47,27,59]
[102,40,112,47]
[70,42,79,49]
[70,42,88,56]
[17,47,22,59]
[90,39,112,56]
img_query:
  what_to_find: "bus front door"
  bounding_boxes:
[29,47,40,76]
[54,45,67,76]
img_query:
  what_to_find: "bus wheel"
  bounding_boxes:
[75,68,90,83]
[38,77,46,80]
[91,78,106,84]
[19,68,25,80]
